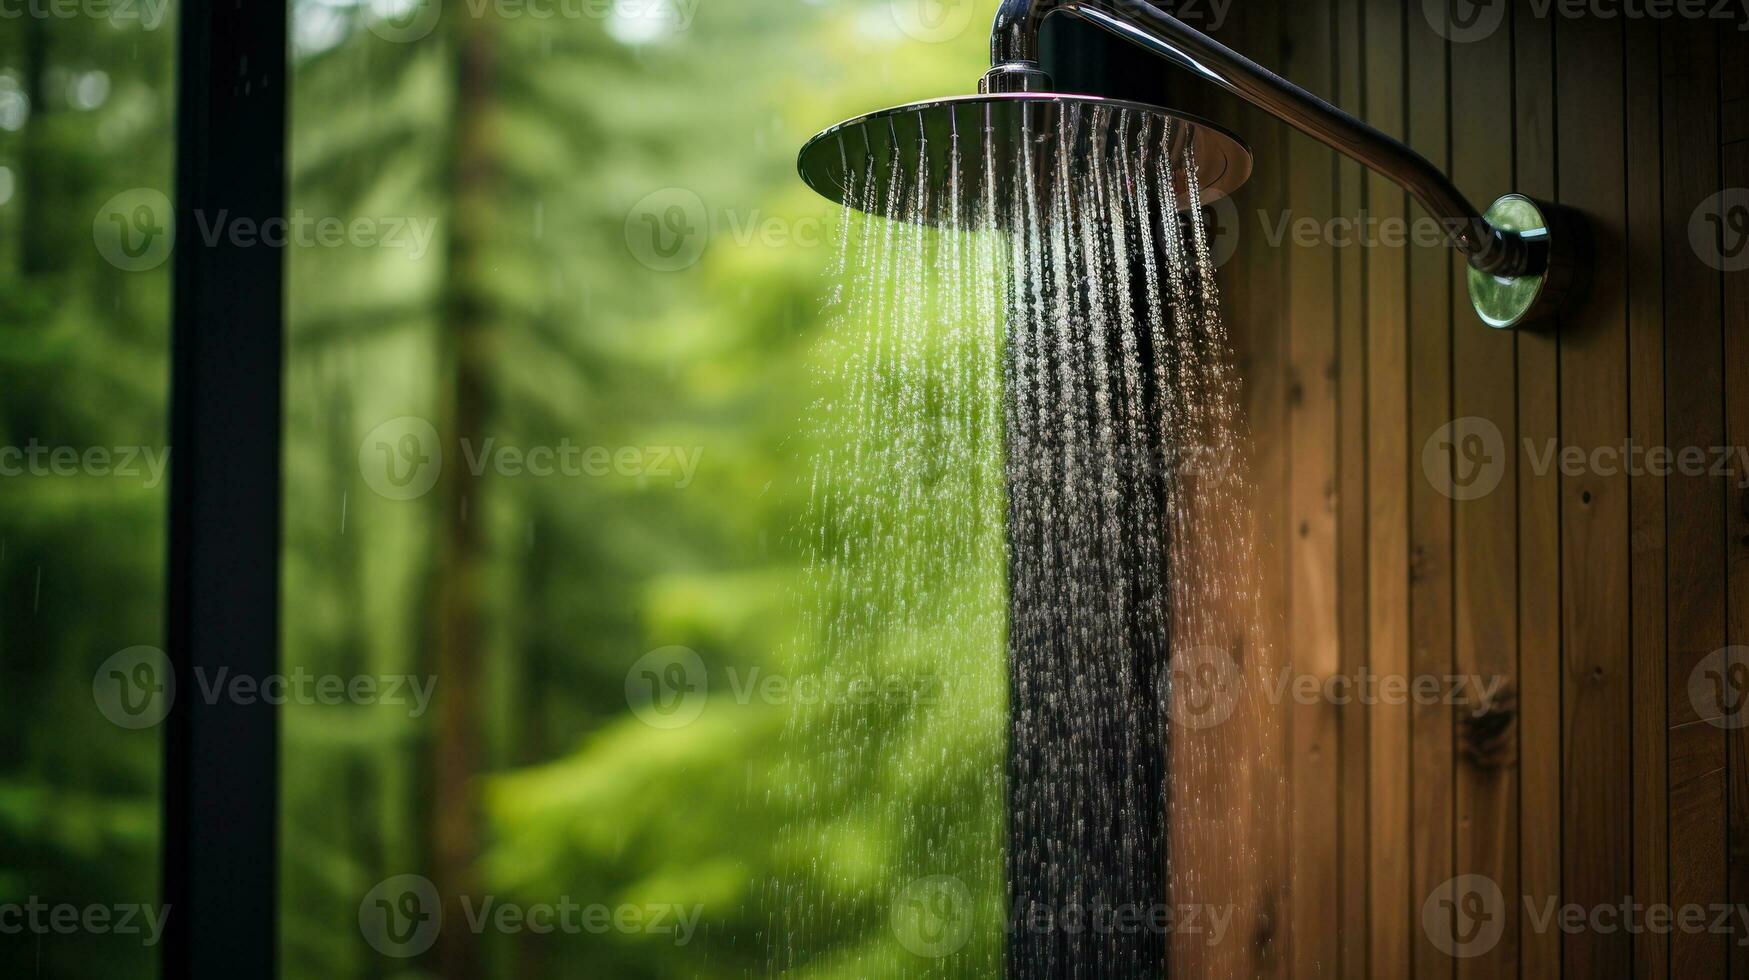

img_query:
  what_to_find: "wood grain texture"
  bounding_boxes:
[1720,15,1749,976]
[1556,11,1633,978]
[1191,4,1737,974]
[1625,20,1669,980]
[1406,8,1455,977]
[1363,0,1412,975]
[1511,3,1563,977]
[1449,10,1519,978]
[1334,1,1371,974]
[1282,1,1342,973]
[1237,2,1291,972]
[1661,15,1729,980]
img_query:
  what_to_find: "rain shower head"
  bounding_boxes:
[795,93,1252,229]
[796,0,1589,329]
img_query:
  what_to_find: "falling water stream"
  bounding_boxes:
[768,103,1285,978]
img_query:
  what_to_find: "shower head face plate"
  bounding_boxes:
[796,93,1252,230]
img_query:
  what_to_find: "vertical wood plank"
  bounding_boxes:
[1725,148,1749,980]
[1449,8,1519,977]
[1282,1,1342,973]
[1662,15,1729,980]
[1164,5,1283,975]
[1406,7,1455,976]
[1168,5,1294,973]
[1511,2,1562,976]
[1625,20,1669,980]
[1721,30,1749,980]
[1334,1,1371,974]
[1364,0,1412,975]
[1720,13,1749,974]
[1556,11,1633,978]
[1203,3,1291,975]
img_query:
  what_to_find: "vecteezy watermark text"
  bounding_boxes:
[625,645,946,729]
[358,874,702,958]
[624,187,834,271]
[0,899,170,946]
[1425,0,1749,45]
[1424,873,1749,958]
[92,646,437,729]
[1423,416,1749,501]
[366,0,700,44]
[93,189,440,272]
[1168,644,1511,732]
[0,441,170,488]
[0,0,169,29]
[889,874,1236,959]
[358,416,705,501]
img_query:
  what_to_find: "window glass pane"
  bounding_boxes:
[283,1,1000,976]
[0,10,175,980]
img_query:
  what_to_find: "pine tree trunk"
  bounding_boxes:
[430,11,497,979]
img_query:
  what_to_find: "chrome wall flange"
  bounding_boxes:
[1467,194,1590,330]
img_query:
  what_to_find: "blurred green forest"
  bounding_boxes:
[0,0,1008,977]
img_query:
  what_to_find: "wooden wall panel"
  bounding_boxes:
[1281,1,1342,973]
[1335,3,1371,969]
[1229,1,1290,973]
[1363,0,1412,975]
[1405,10,1456,977]
[1449,12,1519,980]
[1662,15,1729,980]
[1173,3,1291,976]
[1726,18,1749,976]
[1555,12,1633,977]
[1172,3,1743,976]
[1626,19,1669,980]
[1511,2,1563,978]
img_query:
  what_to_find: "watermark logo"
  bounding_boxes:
[367,0,443,41]
[1424,418,1749,500]
[359,875,703,956]
[0,899,171,946]
[1689,646,1749,730]
[359,874,443,958]
[1424,0,1507,43]
[358,417,706,500]
[92,646,175,730]
[626,646,709,729]
[890,0,976,43]
[94,191,439,270]
[891,875,974,958]
[189,210,438,259]
[366,0,699,42]
[1690,188,1749,272]
[1006,899,1237,944]
[1429,0,1749,41]
[624,189,831,271]
[626,187,710,271]
[92,651,437,729]
[1168,645,1242,731]
[359,416,443,501]
[0,0,170,29]
[1423,874,1506,958]
[1423,416,1506,501]
[1262,667,1508,717]
[1201,193,1241,270]
[93,188,173,272]
[0,441,171,487]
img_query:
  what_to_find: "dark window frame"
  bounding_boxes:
[162,0,288,975]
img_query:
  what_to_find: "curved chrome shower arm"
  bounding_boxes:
[985,0,1540,277]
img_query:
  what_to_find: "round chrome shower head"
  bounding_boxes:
[796,93,1251,229]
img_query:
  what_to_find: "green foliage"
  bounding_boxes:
[3,1,1008,976]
